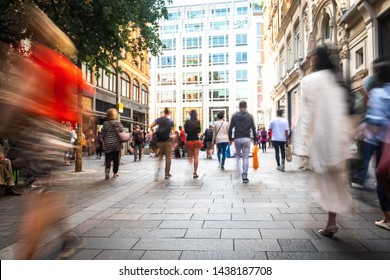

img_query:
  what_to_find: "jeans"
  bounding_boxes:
[352,141,377,184]
[134,143,142,161]
[234,138,251,179]
[272,141,286,166]
[217,142,228,167]
[105,150,120,174]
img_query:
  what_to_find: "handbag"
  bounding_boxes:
[118,131,130,142]
[213,121,224,144]
[286,145,293,162]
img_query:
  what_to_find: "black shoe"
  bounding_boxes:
[242,178,249,183]
[4,188,21,196]
[221,166,225,170]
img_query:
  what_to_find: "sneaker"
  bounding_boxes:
[242,178,249,183]
[165,174,172,179]
[221,166,225,170]
[4,187,21,196]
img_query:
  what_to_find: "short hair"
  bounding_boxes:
[239,101,247,109]
[376,59,390,84]
[277,109,284,117]
[164,107,170,115]
[216,111,224,119]
[106,108,119,120]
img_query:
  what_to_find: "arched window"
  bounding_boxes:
[96,67,116,93]
[324,14,331,40]
[141,84,148,105]
[120,73,130,98]
[133,79,139,102]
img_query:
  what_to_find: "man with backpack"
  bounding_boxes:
[132,125,144,162]
[150,108,174,179]
[203,125,214,159]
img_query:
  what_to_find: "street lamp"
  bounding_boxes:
[196,83,210,131]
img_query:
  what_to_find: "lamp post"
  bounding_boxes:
[196,83,210,131]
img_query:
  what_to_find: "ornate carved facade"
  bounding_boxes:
[262,0,390,130]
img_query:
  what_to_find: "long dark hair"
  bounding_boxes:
[189,109,198,121]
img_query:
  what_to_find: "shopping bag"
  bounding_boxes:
[253,145,259,169]
[286,145,293,162]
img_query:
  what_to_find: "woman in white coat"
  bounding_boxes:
[294,44,355,238]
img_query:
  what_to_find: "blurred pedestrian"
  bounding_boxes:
[259,126,268,153]
[101,108,124,179]
[213,111,229,170]
[132,125,144,162]
[363,59,390,230]
[294,44,355,238]
[94,131,103,159]
[203,125,214,159]
[269,110,289,171]
[150,108,174,179]
[184,110,203,178]
[179,126,186,158]
[228,101,256,183]
[0,150,21,195]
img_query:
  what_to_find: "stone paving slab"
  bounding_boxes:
[1,149,388,260]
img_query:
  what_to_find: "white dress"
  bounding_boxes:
[295,70,355,213]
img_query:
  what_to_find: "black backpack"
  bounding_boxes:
[261,130,267,138]
[204,129,213,141]
[157,119,171,142]
[134,131,144,144]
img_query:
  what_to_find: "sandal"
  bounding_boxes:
[193,173,199,179]
[375,220,390,231]
[318,226,339,239]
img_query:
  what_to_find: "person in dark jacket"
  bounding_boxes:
[101,108,125,179]
[228,101,256,183]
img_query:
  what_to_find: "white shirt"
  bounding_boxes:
[269,117,289,141]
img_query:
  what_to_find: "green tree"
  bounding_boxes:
[0,0,171,172]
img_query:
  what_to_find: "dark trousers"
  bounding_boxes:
[105,150,120,174]
[376,142,390,212]
[134,143,142,161]
[272,141,286,166]
[261,141,267,152]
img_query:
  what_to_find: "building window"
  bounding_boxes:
[183,72,202,85]
[183,37,202,49]
[236,70,248,82]
[158,73,176,85]
[294,22,302,60]
[287,37,293,69]
[324,15,331,40]
[81,63,93,84]
[157,90,177,103]
[158,56,176,68]
[167,12,181,20]
[209,88,229,102]
[236,34,247,46]
[97,67,116,93]
[210,21,229,30]
[141,84,148,105]
[120,73,130,98]
[236,52,247,64]
[183,54,202,67]
[133,79,139,102]
[237,6,248,15]
[233,18,248,29]
[162,38,176,50]
[236,88,248,101]
[279,48,286,78]
[187,10,205,19]
[356,48,364,68]
[209,70,229,83]
[182,89,201,102]
[161,25,179,34]
[185,23,204,32]
[208,53,229,65]
[209,35,229,48]
[211,8,230,17]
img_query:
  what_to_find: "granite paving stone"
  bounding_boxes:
[2,150,388,260]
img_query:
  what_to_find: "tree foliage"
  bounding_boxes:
[0,0,171,70]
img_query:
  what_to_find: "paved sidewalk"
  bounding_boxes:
[0,148,389,260]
